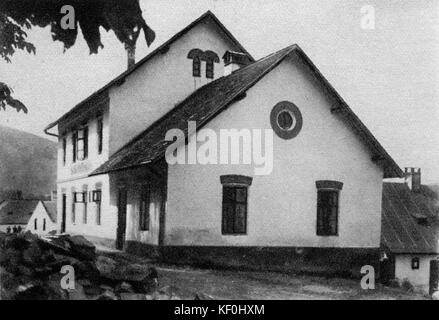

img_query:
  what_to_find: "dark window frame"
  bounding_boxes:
[411,257,420,270]
[43,218,46,231]
[34,218,37,230]
[316,180,343,237]
[62,137,67,165]
[220,175,252,236]
[206,60,214,79]
[192,56,201,77]
[75,126,88,161]
[97,116,103,155]
[139,185,151,231]
[72,132,77,163]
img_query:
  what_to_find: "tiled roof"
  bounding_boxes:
[91,44,402,178]
[381,183,439,254]
[0,200,39,225]
[42,201,57,223]
[44,11,253,133]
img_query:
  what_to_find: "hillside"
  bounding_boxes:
[0,125,56,199]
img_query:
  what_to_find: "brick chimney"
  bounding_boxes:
[405,167,421,192]
[223,51,251,76]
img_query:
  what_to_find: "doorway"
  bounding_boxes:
[116,188,128,250]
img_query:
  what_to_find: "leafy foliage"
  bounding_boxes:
[0,0,155,112]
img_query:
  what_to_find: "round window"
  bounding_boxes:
[270,101,303,140]
[277,110,295,131]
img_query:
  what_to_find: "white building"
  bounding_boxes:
[0,199,39,233]
[26,201,57,235]
[45,11,403,275]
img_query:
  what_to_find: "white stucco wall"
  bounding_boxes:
[57,174,116,240]
[166,52,384,248]
[57,103,110,183]
[395,254,438,293]
[108,20,243,154]
[26,202,57,235]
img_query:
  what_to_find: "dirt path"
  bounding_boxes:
[99,250,427,300]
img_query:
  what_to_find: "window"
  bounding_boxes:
[316,180,343,236]
[34,218,37,230]
[192,56,201,77]
[270,101,303,140]
[220,175,252,235]
[72,133,77,163]
[277,110,294,130]
[92,190,102,225]
[204,50,219,79]
[43,219,46,231]
[62,137,67,165]
[412,257,420,270]
[75,127,88,161]
[139,185,151,231]
[97,116,103,155]
[206,60,214,79]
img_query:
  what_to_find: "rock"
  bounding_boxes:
[66,236,96,261]
[120,293,147,300]
[432,291,439,300]
[195,292,214,300]
[22,241,43,267]
[67,283,88,300]
[14,284,53,300]
[96,256,118,278]
[96,290,118,300]
[115,282,134,294]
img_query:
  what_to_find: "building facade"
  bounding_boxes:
[46,12,403,275]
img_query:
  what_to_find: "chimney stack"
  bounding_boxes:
[223,51,251,76]
[405,167,421,192]
[126,44,136,70]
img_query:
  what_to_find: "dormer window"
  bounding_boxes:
[187,49,220,79]
[204,50,220,79]
[187,49,203,78]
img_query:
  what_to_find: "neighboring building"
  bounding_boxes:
[381,168,439,293]
[26,201,57,235]
[0,200,39,233]
[45,11,403,275]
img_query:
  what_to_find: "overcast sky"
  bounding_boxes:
[1,0,438,183]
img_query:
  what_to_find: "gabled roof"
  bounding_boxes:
[0,200,39,225]
[91,44,402,178]
[44,11,253,133]
[381,183,439,254]
[42,201,57,223]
